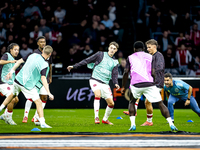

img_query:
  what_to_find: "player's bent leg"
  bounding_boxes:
[0,93,16,112]
[23,99,33,123]
[5,97,18,125]
[157,101,178,132]
[141,99,153,126]
[129,100,137,131]
[32,94,48,122]
[189,96,200,117]
[34,99,51,128]
[102,98,114,125]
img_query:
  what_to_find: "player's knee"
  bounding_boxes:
[14,97,19,103]
[40,95,48,101]
[108,101,114,107]
[168,100,173,106]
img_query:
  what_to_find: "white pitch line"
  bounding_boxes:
[0,140,200,147]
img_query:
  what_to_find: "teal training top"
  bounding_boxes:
[15,53,48,90]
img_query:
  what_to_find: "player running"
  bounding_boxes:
[121,41,177,131]
[0,43,19,125]
[164,73,200,122]
[123,39,165,127]
[67,41,120,125]
[0,45,54,128]
[17,36,52,123]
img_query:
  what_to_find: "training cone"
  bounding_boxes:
[116,117,123,119]
[31,128,41,131]
[187,120,194,122]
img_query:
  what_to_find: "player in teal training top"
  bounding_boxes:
[67,41,120,125]
[164,73,200,122]
[0,45,54,128]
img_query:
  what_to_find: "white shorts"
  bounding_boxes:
[130,85,162,103]
[89,79,112,99]
[0,83,13,97]
[13,82,40,101]
[39,85,48,95]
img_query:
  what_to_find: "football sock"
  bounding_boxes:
[6,110,13,120]
[103,105,113,121]
[135,102,138,111]
[39,117,45,125]
[94,97,100,118]
[147,114,153,122]
[0,104,5,111]
[130,116,136,126]
[24,99,33,118]
[166,117,174,126]
[4,108,8,114]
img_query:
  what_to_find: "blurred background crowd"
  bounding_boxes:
[1,0,200,76]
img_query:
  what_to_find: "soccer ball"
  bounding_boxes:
[34,116,40,126]
[34,120,40,126]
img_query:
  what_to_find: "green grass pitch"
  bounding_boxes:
[0,108,199,133]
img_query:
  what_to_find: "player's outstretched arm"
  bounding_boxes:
[0,59,17,65]
[41,76,54,100]
[5,58,24,80]
[67,66,73,72]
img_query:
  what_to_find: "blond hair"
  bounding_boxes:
[109,41,119,49]
[43,45,53,55]
[145,39,158,47]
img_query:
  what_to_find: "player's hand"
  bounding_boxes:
[5,72,12,80]
[48,93,54,100]
[184,99,190,106]
[67,66,73,72]
[10,60,17,63]
[121,87,125,95]
[115,84,120,91]
[49,78,52,84]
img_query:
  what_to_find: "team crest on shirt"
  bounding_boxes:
[175,88,179,92]
[93,84,97,87]
[7,87,10,90]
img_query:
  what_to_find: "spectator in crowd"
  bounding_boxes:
[180,12,193,34]
[193,8,200,30]
[42,5,54,28]
[190,23,200,49]
[51,24,62,43]
[118,57,126,75]
[116,50,124,64]
[157,30,174,54]
[82,21,98,46]
[29,25,43,41]
[52,35,64,57]
[52,50,61,64]
[149,10,164,33]
[29,11,41,28]
[0,20,6,47]
[18,22,29,41]
[0,45,6,58]
[101,14,113,29]
[164,8,182,33]
[54,4,66,27]
[24,1,43,19]
[174,32,185,48]
[95,35,108,51]
[19,42,33,59]
[67,33,81,46]
[6,21,18,40]
[175,43,192,75]
[111,20,124,44]
[73,19,88,41]
[44,32,53,46]
[108,0,116,22]
[39,18,51,37]
[164,48,179,75]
